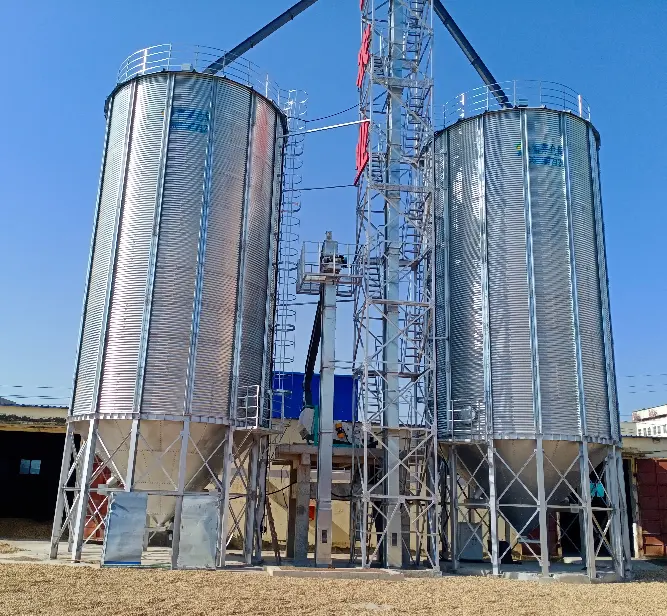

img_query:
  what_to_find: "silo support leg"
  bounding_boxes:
[615,449,632,576]
[579,441,596,579]
[243,437,260,565]
[171,418,191,569]
[535,438,550,577]
[71,418,100,563]
[608,446,630,578]
[50,422,76,559]
[449,446,458,571]
[487,442,500,576]
[124,418,141,491]
[218,426,234,567]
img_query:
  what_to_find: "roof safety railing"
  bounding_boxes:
[116,44,288,109]
[441,80,591,128]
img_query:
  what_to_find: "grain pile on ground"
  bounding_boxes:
[0,543,21,555]
[1,564,667,616]
[0,518,53,540]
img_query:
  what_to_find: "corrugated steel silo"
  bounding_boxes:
[435,84,629,572]
[68,50,285,528]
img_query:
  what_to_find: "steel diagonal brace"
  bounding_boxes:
[433,0,511,108]
[204,0,321,74]
[82,495,110,545]
[95,433,128,486]
[132,432,181,489]
[185,431,226,492]
[495,449,538,504]
[370,435,437,496]
[497,509,541,561]
[544,451,582,504]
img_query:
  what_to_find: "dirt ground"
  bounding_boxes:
[1,564,667,616]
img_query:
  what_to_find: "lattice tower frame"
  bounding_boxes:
[352,0,439,569]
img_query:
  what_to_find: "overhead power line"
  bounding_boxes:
[306,103,359,124]
[284,184,355,192]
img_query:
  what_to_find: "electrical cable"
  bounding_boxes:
[229,481,297,500]
[285,184,356,192]
[306,103,359,123]
[304,93,384,125]
[0,385,71,389]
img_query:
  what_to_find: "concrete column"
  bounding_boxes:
[294,452,311,564]
[316,266,336,566]
[286,464,297,559]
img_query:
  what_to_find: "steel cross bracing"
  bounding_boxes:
[440,441,630,579]
[352,0,438,569]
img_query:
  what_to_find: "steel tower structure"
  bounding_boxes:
[352,0,438,569]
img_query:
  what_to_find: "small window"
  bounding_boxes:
[19,459,41,475]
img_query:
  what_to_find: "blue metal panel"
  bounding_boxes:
[272,372,355,421]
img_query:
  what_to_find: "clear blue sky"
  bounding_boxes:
[0,1,665,418]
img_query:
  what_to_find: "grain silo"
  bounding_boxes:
[50,45,286,569]
[435,82,631,580]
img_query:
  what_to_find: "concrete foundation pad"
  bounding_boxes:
[265,565,406,580]
[441,561,623,584]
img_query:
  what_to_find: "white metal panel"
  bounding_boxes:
[101,491,148,565]
[190,80,252,418]
[446,118,484,415]
[238,98,278,394]
[484,111,534,435]
[99,75,169,415]
[434,130,448,436]
[527,110,579,436]
[176,495,219,569]
[568,118,610,438]
[72,85,132,415]
[141,75,211,416]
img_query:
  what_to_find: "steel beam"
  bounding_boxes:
[433,0,510,108]
[315,237,338,566]
[71,420,99,562]
[204,0,321,74]
[243,437,261,565]
[171,419,191,569]
[218,426,234,567]
[50,423,76,559]
[449,446,458,571]
[382,0,404,570]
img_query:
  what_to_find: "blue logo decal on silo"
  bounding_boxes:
[516,142,564,167]
[171,107,209,133]
[528,142,564,167]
